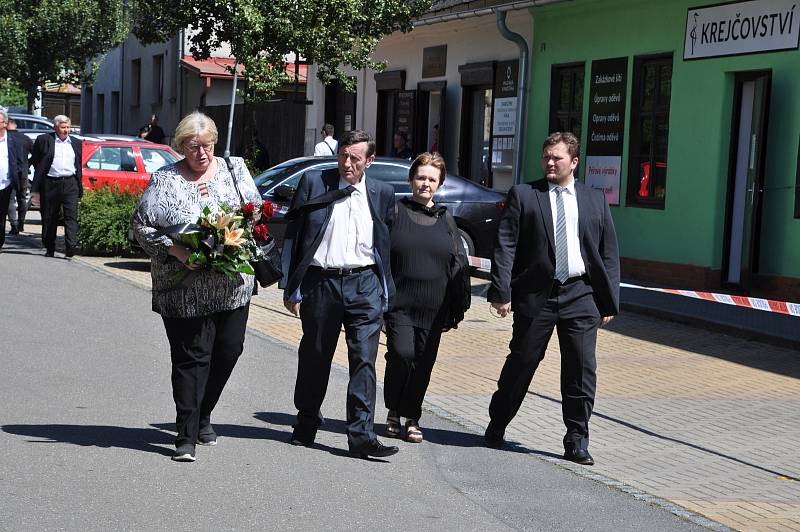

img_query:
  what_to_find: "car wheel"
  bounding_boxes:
[458,228,475,258]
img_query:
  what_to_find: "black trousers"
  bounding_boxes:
[295,267,383,450]
[0,185,12,248]
[42,177,79,253]
[162,304,250,447]
[383,323,443,422]
[488,278,600,451]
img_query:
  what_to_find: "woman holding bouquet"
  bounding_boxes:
[383,152,470,443]
[132,111,262,462]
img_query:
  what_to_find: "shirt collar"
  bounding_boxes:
[548,178,576,195]
[339,175,367,194]
[55,135,72,144]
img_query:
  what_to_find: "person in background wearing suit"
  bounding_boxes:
[0,108,26,250]
[31,115,83,258]
[6,118,32,234]
[485,132,620,466]
[281,129,399,459]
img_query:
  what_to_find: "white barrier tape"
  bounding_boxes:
[621,282,800,317]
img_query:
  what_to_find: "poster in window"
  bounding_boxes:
[585,57,627,205]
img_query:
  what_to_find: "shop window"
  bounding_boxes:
[627,54,672,208]
[549,63,584,138]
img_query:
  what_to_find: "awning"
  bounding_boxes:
[180,56,307,83]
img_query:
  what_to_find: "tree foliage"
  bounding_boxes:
[0,79,27,109]
[131,0,432,100]
[0,0,128,111]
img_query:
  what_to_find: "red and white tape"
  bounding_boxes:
[621,283,800,317]
[467,256,799,317]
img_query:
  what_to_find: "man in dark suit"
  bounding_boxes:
[31,115,83,258]
[7,118,33,234]
[0,108,26,250]
[281,129,399,459]
[486,132,620,466]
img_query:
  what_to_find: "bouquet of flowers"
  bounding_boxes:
[241,200,283,287]
[172,204,257,278]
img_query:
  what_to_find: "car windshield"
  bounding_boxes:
[253,160,316,190]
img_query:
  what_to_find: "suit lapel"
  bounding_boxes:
[534,183,555,252]
[575,182,587,240]
[364,174,379,221]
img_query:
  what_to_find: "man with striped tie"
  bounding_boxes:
[485,132,620,466]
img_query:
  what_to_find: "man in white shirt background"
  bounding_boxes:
[0,108,26,251]
[31,115,83,258]
[313,123,338,156]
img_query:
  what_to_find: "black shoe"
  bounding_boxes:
[563,447,594,465]
[45,250,54,258]
[171,444,196,462]
[197,424,218,446]
[289,427,316,447]
[349,439,399,459]
[9,225,19,235]
[484,424,505,449]
[65,247,79,258]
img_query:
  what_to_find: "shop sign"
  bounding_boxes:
[396,90,415,136]
[585,57,627,205]
[684,0,800,60]
[492,60,519,172]
[422,45,447,78]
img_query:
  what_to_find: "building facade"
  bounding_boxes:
[526,0,800,299]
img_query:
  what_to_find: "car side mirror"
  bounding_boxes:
[274,184,296,200]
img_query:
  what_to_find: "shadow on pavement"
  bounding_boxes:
[604,312,800,380]
[2,424,173,457]
[104,261,150,272]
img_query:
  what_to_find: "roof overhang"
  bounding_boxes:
[415,0,572,26]
[180,56,307,84]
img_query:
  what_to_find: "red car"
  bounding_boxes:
[82,140,181,192]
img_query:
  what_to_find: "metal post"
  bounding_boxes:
[496,11,529,185]
[224,63,238,158]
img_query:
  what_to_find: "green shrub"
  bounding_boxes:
[78,186,142,256]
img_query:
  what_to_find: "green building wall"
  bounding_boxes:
[525,0,800,279]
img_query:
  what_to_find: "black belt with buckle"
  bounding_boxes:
[47,174,75,181]
[309,265,374,276]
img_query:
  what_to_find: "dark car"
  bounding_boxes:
[253,156,506,259]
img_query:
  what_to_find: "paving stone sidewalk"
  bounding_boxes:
[20,217,799,531]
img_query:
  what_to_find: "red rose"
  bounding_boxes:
[253,223,270,241]
[242,202,256,217]
[261,201,275,219]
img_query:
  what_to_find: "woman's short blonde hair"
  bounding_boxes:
[173,111,219,155]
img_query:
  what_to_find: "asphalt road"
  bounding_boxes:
[0,237,706,531]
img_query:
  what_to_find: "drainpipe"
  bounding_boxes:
[496,10,529,185]
[177,30,185,121]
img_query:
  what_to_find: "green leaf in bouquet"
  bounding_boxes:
[238,263,255,275]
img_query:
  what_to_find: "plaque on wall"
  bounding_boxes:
[422,45,447,78]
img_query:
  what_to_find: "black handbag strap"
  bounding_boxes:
[224,156,246,205]
[285,185,355,220]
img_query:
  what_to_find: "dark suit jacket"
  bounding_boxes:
[487,178,620,317]
[31,133,83,196]
[280,168,396,311]
[3,131,26,191]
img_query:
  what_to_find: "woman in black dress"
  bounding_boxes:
[383,152,469,443]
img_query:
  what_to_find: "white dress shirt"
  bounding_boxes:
[0,134,10,190]
[548,179,586,278]
[313,136,338,156]
[312,175,375,268]
[48,136,77,177]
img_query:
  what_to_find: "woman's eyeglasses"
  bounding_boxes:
[184,142,214,154]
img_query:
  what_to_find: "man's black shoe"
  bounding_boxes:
[197,424,218,446]
[484,424,505,449]
[65,247,79,258]
[9,225,19,235]
[563,447,594,465]
[289,428,315,447]
[349,439,399,459]
[171,444,196,462]
[45,250,54,258]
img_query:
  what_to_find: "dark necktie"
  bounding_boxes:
[554,186,569,283]
[286,185,355,220]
